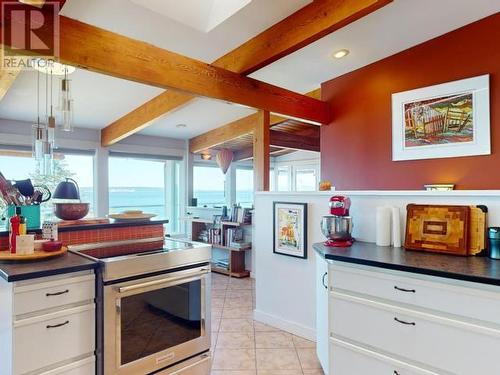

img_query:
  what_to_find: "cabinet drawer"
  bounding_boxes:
[330,338,440,375]
[331,293,500,375]
[330,263,500,326]
[38,357,95,375]
[14,274,95,316]
[13,305,95,375]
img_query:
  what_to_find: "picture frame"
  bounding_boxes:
[273,202,308,259]
[392,74,490,161]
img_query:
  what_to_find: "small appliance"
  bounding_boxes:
[321,195,353,247]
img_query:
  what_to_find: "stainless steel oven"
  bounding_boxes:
[104,265,211,375]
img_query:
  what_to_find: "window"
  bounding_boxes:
[236,168,253,207]
[193,165,226,207]
[295,167,317,191]
[276,166,290,191]
[108,155,182,234]
[0,147,95,219]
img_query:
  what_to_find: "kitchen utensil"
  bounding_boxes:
[54,202,90,220]
[405,204,469,256]
[42,221,58,240]
[12,179,34,198]
[33,185,51,203]
[488,227,500,260]
[53,178,81,200]
[322,196,353,247]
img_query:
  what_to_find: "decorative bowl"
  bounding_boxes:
[54,202,90,221]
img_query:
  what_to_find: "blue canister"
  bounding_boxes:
[488,228,500,260]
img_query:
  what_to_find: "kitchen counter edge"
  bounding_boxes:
[314,241,500,287]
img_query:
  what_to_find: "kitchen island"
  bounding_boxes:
[314,241,500,375]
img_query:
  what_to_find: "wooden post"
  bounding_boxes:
[253,110,270,191]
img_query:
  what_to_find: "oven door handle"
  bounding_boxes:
[117,268,209,294]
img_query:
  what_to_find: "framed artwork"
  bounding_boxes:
[273,202,308,259]
[392,75,490,161]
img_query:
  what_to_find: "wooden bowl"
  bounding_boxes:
[42,240,63,252]
[54,203,90,220]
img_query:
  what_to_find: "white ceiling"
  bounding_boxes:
[0,0,498,140]
[129,0,253,33]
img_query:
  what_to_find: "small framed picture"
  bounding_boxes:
[392,74,490,161]
[273,202,308,259]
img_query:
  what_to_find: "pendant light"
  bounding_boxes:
[42,69,53,176]
[32,69,46,161]
[47,67,56,147]
[58,65,74,132]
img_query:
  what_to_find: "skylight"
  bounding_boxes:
[130,0,253,33]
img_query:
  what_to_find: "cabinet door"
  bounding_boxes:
[315,253,329,374]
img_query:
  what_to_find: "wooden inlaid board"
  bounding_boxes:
[405,205,469,255]
[469,206,487,255]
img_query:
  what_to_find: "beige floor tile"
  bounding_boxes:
[211,371,256,375]
[212,297,226,308]
[211,332,218,351]
[212,349,256,370]
[225,297,253,308]
[217,332,255,349]
[212,289,228,298]
[256,349,301,370]
[212,307,223,319]
[258,371,303,375]
[222,306,254,319]
[220,318,254,333]
[213,282,229,290]
[228,278,254,290]
[253,321,280,332]
[226,290,253,299]
[255,332,294,349]
[297,348,322,369]
[302,369,325,375]
[292,335,316,348]
[212,318,221,332]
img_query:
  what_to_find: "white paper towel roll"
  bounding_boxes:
[376,206,392,247]
[392,207,402,248]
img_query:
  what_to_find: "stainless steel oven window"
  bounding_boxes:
[104,267,210,375]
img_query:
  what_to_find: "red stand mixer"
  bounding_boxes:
[321,196,353,247]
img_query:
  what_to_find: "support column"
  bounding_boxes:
[253,110,270,191]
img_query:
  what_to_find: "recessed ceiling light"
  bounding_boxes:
[176,124,187,128]
[332,49,350,59]
[200,153,212,161]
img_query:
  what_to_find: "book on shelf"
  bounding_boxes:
[230,205,253,224]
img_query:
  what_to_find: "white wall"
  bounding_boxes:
[253,190,500,341]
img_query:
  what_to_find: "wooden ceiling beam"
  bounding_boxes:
[270,130,320,152]
[189,114,257,154]
[100,0,391,145]
[0,14,330,136]
[253,111,270,191]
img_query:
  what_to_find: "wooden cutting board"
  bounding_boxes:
[405,204,469,256]
[0,247,67,261]
[57,218,110,227]
[468,205,487,256]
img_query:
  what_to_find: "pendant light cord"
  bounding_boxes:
[36,69,40,128]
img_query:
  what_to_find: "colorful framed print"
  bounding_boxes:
[392,75,490,161]
[273,202,308,259]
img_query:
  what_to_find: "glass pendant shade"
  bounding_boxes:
[32,124,46,160]
[58,78,73,132]
[47,115,56,147]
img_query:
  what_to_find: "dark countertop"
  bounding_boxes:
[0,218,169,237]
[0,252,99,282]
[314,241,500,286]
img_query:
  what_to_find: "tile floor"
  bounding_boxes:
[210,273,324,375]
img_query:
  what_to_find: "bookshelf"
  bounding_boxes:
[187,218,252,278]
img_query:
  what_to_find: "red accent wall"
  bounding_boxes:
[321,14,500,190]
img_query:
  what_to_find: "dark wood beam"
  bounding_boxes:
[254,111,270,191]
[270,130,320,152]
[100,0,391,145]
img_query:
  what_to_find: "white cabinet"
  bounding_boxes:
[323,261,500,375]
[0,271,96,375]
[315,253,329,374]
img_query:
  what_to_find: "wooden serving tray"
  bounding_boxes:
[0,246,67,261]
[405,204,469,256]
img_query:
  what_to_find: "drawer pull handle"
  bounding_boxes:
[46,289,69,297]
[394,371,401,375]
[46,320,70,329]
[394,317,416,326]
[322,272,328,290]
[394,286,415,293]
